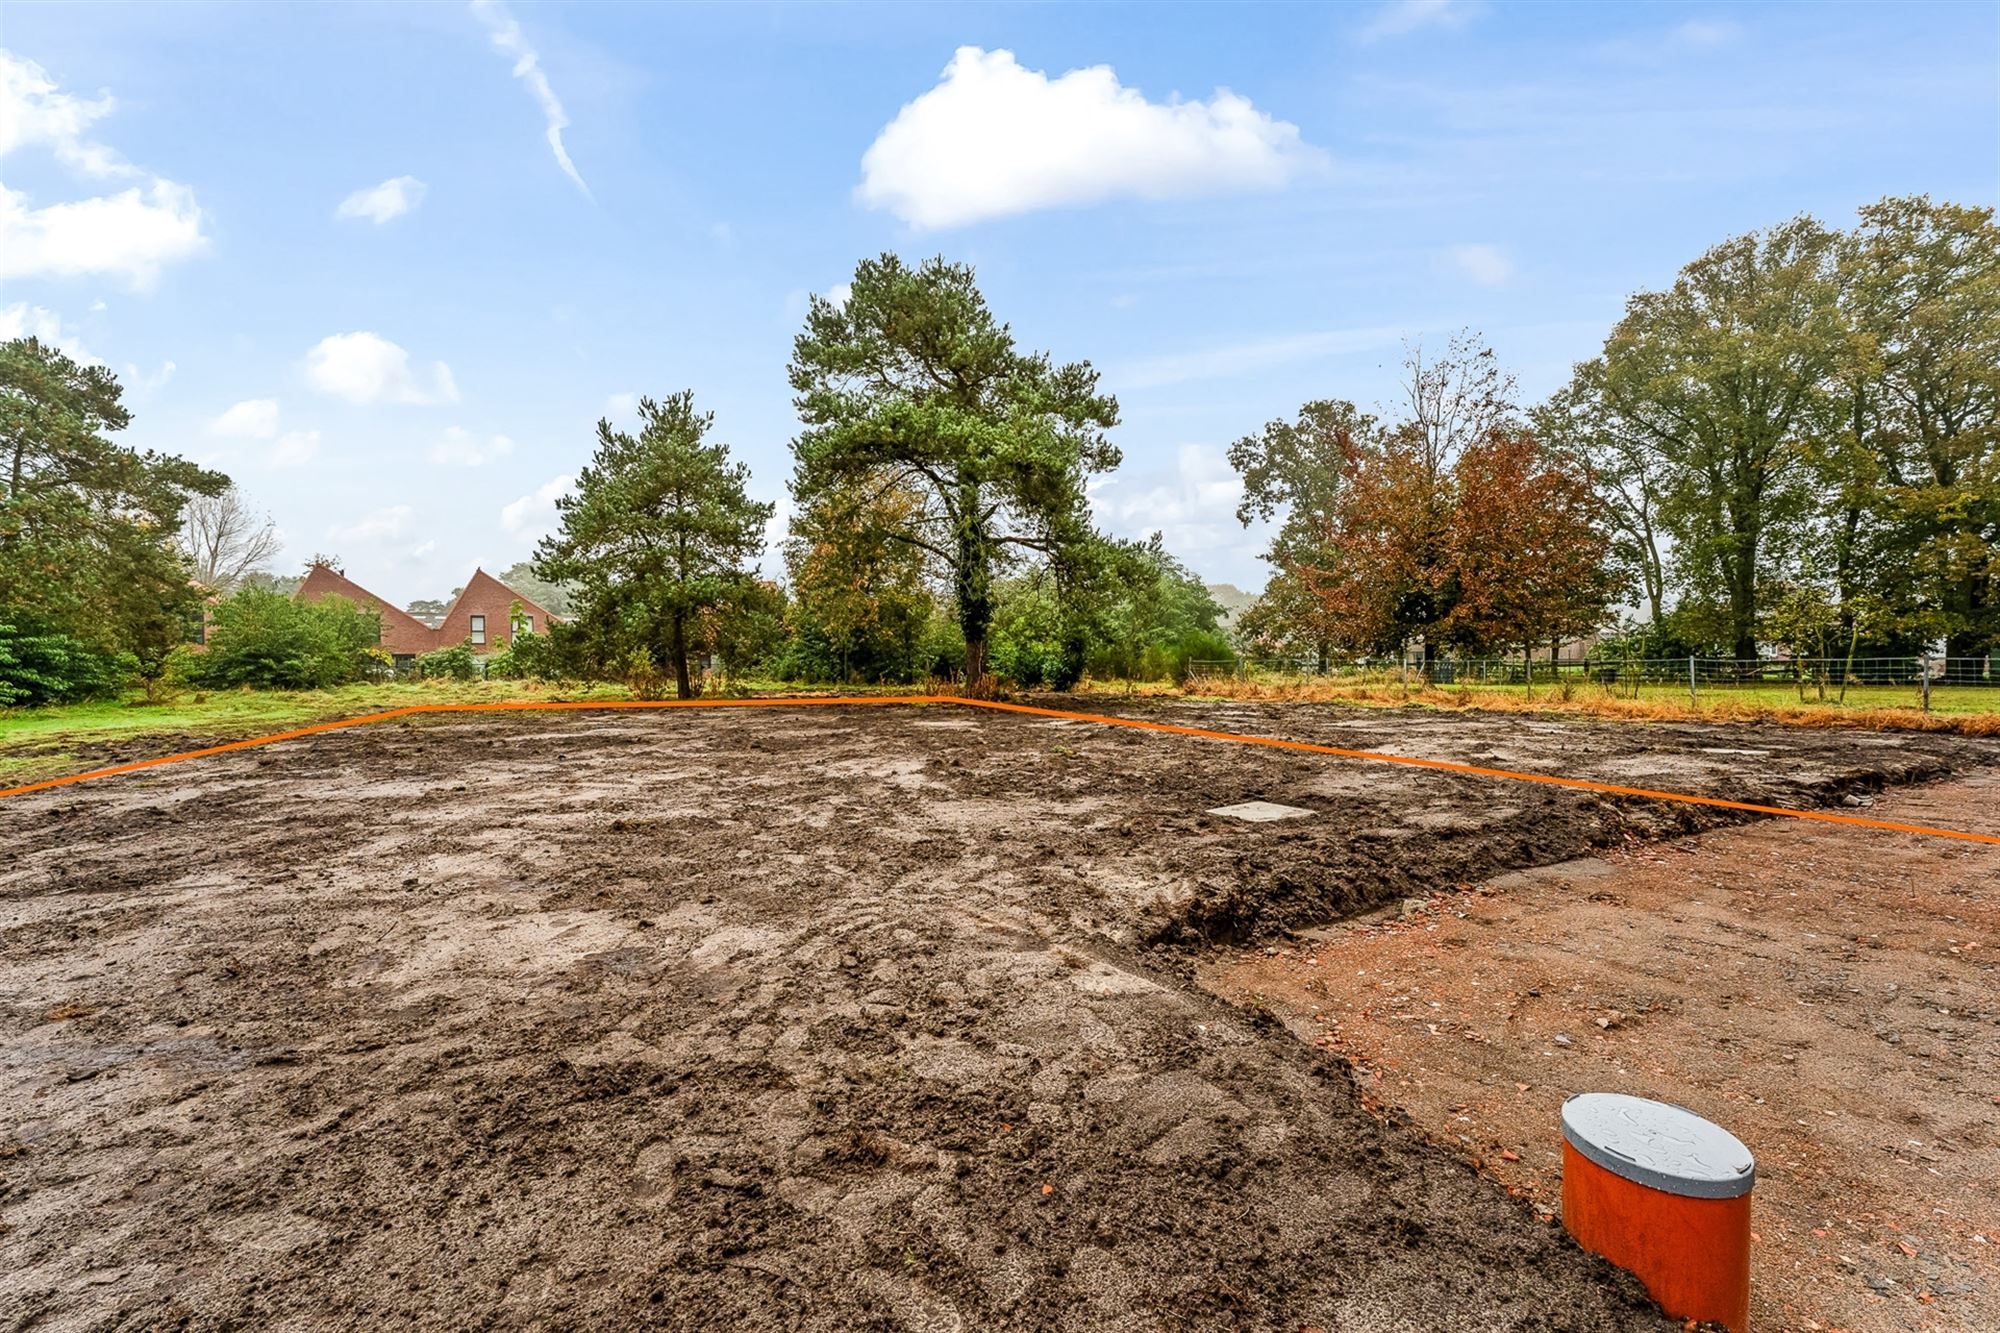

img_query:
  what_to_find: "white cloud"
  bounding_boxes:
[329,504,413,543]
[1112,324,1406,390]
[468,0,590,196]
[0,52,208,287]
[856,47,1325,228]
[272,429,321,468]
[0,302,96,362]
[1444,242,1514,286]
[430,425,515,466]
[304,331,459,405]
[501,473,573,541]
[0,49,119,174]
[207,397,280,439]
[826,281,852,309]
[1087,443,1259,581]
[604,391,638,418]
[0,181,207,288]
[336,175,427,224]
[1357,0,1483,42]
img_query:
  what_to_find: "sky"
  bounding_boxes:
[3,0,1996,606]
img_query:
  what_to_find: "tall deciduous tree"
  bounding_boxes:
[784,474,936,683]
[1598,216,1846,660]
[534,392,771,699]
[0,337,225,673]
[1228,398,1376,670]
[1445,430,1616,655]
[178,484,281,593]
[1841,195,2000,668]
[787,254,1120,693]
[1532,360,1670,626]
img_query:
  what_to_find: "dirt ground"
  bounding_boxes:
[1,700,1993,1330]
[1210,771,2000,1333]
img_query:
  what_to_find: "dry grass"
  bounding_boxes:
[1169,676,2000,737]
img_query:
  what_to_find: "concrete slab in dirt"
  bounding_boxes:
[1209,800,1315,822]
[910,720,980,729]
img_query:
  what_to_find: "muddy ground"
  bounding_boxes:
[1,700,1993,1330]
[1210,770,2000,1333]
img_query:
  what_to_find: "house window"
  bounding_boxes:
[513,613,534,636]
[470,614,486,646]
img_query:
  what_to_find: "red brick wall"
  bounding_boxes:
[435,569,558,652]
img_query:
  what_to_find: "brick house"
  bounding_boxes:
[435,567,558,654]
[296,562,560,662]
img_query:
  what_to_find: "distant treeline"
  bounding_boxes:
[3,195,1993,704]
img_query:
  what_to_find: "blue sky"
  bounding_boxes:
[4,0,1995,604]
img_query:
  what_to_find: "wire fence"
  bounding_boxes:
[1186,654,1999,713]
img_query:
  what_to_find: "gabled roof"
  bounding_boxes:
[440,567,562,629]
[296,564,439,656]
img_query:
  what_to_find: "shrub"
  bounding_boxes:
[198,588,382,690]
[485,628,562,681]
[0,615,135,706]
[620,647,669,700]
[417,642,479,682]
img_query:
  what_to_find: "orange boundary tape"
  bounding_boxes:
[3,694,1996,847]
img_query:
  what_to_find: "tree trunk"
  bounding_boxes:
[953,486,994,697]
[1728,536,1759,666]
[670,610,693,700]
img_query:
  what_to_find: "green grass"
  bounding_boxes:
[0,679,636,787]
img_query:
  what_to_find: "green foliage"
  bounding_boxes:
[493,562,575,619]
[0,337,226,675]
[782,475,939,684]
[418,642,479,682]
[0,614,134,706]
[787,253,1119,690]
[484,626,565,681]
[197,589,383,690]
[1087,535,1232,682]
[988,576,1069,689]
[535,391,771,699]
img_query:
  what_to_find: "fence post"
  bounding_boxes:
[1687,655,1698,706]
[1922,655,1932,714]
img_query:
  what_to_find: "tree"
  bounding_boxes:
[197,588,383,690]
[1290,337,1518,670]
[1443,429,1617,655]
[1598,216,1847,661]
[406,597,448,618]
[1090,533,1231,685]
[178,484,281,592]
[494,561,575,618]
[1840,196,2000,670]
[787,253,1120,693]
[1228,398,1376,670]
[534,392,771,699]
[783,475,937,683]
[1,338,226,673]
[1532,360,1670,626]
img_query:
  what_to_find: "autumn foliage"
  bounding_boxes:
[1267,340,1617,667]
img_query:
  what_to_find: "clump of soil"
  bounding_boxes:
[1,702,1987,1327]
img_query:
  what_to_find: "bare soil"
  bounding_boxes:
[1,700,1992,1330]
[1210,772,2000,1333]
